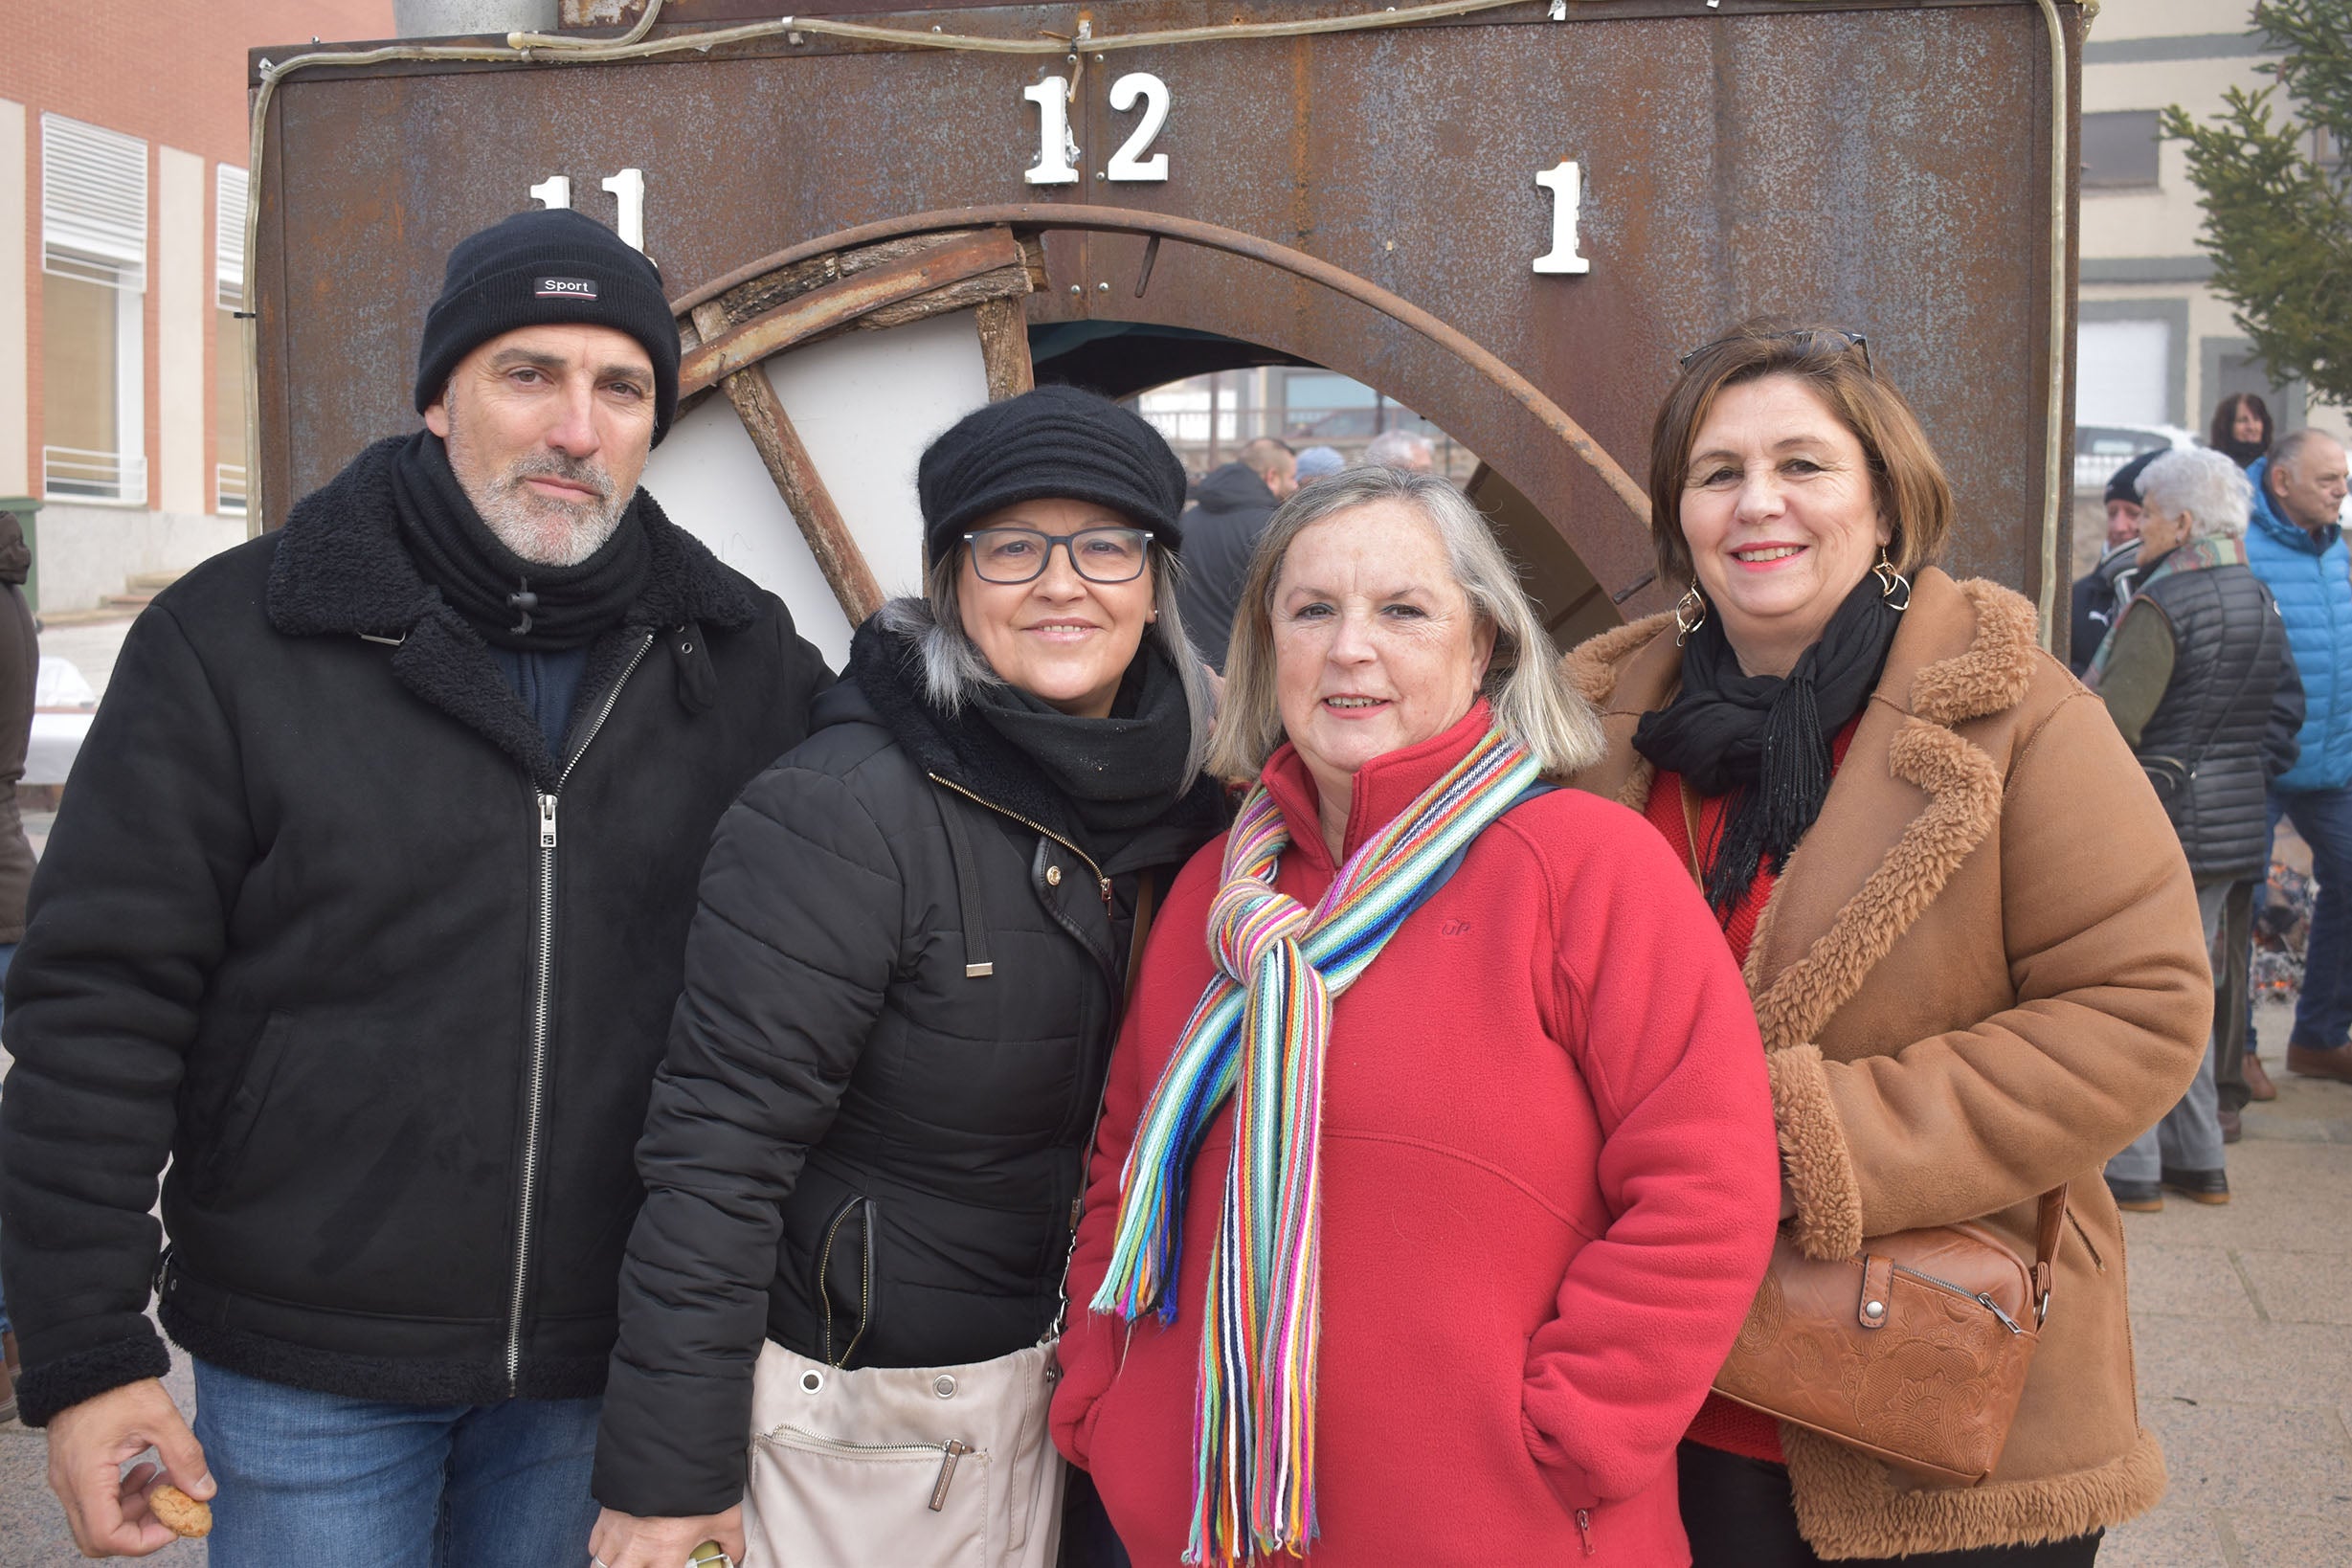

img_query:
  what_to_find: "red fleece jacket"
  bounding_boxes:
[1051,706,1782,1567]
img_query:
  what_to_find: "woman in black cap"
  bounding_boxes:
[587,386,1221,1568]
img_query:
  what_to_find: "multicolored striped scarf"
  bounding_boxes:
[2086,534,2249,683]
[1090,727,1540,1565]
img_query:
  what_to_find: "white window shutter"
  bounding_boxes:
[216,165,249,309]
[42,113,148,289]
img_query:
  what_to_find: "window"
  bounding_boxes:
[2076,319,2171,428]
[41,114,146,504]
[215,165,247,309]
[216,165,249,513]
[2081,111,2162,190]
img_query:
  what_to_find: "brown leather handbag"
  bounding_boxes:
[1711,1187,2069,1487]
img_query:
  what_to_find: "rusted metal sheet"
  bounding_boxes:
[253,0,2079,621]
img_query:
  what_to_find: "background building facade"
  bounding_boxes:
[2077,0,2350,455]
[1,1,391,613]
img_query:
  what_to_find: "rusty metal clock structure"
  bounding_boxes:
[244,0,2089,665]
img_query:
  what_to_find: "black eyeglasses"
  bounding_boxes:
[1679,328,1872,376]
[963,526,1155,584]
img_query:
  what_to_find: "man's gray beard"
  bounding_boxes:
[443,423,633,567]
[466,453,634,568]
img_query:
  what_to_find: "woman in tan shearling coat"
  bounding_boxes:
[1566,323,2210,1564]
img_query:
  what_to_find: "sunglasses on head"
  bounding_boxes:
[1679,328,1872,377]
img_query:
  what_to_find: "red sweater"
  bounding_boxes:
[1051,706,1783,1566]
[1644,718,1861,1466]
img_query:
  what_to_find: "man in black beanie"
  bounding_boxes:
[2069,447,2161,675]
[0,207,830,1561]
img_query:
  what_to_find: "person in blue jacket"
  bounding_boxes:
[2244,429,2352,1084]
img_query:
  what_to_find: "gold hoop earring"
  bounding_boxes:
[1873,548,1913,612]
[1673,585,1708,646]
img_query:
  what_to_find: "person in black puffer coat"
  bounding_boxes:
[590,386,1225,1567]
[2093,446,2302,1212]
[1174,438,1295,672]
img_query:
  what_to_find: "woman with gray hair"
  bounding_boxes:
[2094,444,2303,1211]
[592,386,1226,1568]
[1052,467,1783,1564]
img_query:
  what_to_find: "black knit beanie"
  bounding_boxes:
[2105,448,2162,509]
[414,209,680,445]
[916,385,1189,567]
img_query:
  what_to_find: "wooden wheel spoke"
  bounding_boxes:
[974,298,1034,402]
[678,225,1043,626]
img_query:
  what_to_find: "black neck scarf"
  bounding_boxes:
[2216,434,2269,469]
[848,614,1205,864]
[1632,573,1903,920]
[389,431,650,651]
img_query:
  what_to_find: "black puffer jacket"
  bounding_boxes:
[0,438,828,1424]
[2134,557,2299,881]
[593,638,1222,1517]
[1174,461,1282,672]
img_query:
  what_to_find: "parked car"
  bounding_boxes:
[2075,422,2196,495]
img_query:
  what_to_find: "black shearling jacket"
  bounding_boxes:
[0,437,829,1425]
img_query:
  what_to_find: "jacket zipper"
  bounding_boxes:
[1576,1509,1595,1556]
[926,773,1112,907]
[1893,1263,2026,1334]
[924,772,1122,1313]
[816,1197,874,1368]
[504,631,655,1395]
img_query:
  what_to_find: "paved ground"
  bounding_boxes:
[36,615,135,705]
[2101,997,2352,1568]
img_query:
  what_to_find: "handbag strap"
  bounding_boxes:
[2030,1183,2069,1324]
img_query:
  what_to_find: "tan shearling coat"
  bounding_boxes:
[1564,569,2211,1557]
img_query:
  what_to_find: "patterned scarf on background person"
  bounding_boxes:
[1091,728,1541,1566]
[2084,535,2249,683]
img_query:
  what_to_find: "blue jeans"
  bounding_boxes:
[2267,784,2352,1048]
[191,1360,600,1568]
[2110,881,2229,1180]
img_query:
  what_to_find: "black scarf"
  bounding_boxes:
[846,613,1211,863]
[390,431,650,651]
[1632,574,1902,919]
[2216,434,2269,469]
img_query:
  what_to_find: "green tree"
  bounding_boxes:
[2162,0,2352,406]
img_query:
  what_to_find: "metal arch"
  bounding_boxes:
[671,204,1652,526]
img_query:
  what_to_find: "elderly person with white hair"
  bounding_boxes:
[1360,427,1436,473]
[2094,445,2304,1211]
[1051,467,1782,1565]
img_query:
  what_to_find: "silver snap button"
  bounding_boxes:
[1045,865,1063,887]
[800,1370,824,1393]
[933,1375,958,1399]
[1863,1300,1886,1321]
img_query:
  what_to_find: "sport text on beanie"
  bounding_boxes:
[916,385,1190,568]
[414,209,681,445]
